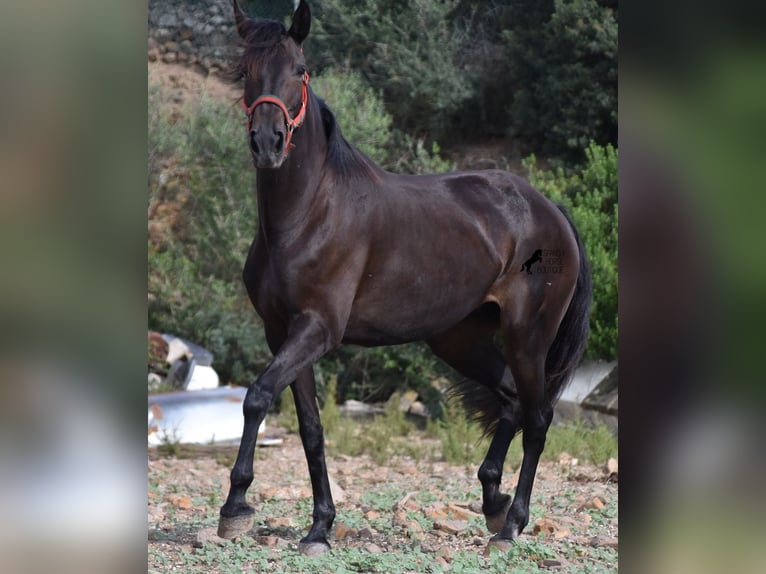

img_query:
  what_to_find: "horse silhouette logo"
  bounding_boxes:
[521,249,543,274]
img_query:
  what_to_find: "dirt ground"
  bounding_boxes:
[148,423,617,573]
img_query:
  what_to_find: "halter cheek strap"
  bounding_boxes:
[243,72,310,157]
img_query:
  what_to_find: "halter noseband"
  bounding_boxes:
[243,72,310,157]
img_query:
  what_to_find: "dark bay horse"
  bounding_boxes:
[218,0,592,557]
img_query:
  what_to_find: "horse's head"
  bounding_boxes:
[233,0,311,169]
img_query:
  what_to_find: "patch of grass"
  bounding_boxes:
[542,419,617,465]
[321,382,422,464]
[436,395,490,466]
[276,386,300,434]
[276,377,616,472]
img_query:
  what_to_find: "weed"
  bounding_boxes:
[542,419,617,465]
[436,394,490,466]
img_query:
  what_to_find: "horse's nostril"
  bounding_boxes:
[250,130,260,155]
[274,131,284,153]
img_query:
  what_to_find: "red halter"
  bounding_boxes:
[243,72,310,157]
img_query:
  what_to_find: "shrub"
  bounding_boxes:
[504,0,617,159]
[313,68,452,174]
[524,142,618,360]
[148,245,271,386]
[311,0,472,138]
[311,69,393,164]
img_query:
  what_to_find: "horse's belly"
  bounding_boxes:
[342,277,491,346]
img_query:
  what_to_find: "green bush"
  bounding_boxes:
[148,246,271,386]
[149,87,268,385]
[524,142,618,360]
[172,96,257,283]
[311,0,472,138]
[504,0,617,159]
[311,69,393,164]
[313,68,452,174]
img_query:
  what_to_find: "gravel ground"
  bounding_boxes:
[148,424,617,573]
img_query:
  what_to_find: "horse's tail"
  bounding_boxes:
[446,204,591,436]
[544,205,592,403]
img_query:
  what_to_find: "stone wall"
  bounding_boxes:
[148,0,239,74]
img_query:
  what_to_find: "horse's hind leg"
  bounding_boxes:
[489,314,557,548]
[291,367,335,556]
[427,310,520,534]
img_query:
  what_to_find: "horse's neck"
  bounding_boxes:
[256,92,327,240]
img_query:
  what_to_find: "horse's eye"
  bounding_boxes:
[296,67,306,76]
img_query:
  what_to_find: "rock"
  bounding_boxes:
[329,475,346,504]
[404,498,421,512]
[256,535,288,548]
[558,452,578,467]
[259,485,312,500]
[393,509,409,528]
[532,518,562,537]
[167,494,192,509]
[148,49,159,63]
[364,510,381,521]
[424,503,448,520]
[335,523,358,539]
[162,51,177,64]
[265,516,293,529]
[484,538,513,556]
[579,496,606,511]
[157,14,178,28]
[407,520,424,534]
[469,501,483,514]
[541,558,564,569]
[606,458,618,481]
[437,545,452,561]
[397,389,419,412]
[433,519,468,535]
[358,527,374,539]
[589,535,618,548]
[194,527,230,547]
[409,401,429,417]
[364,543,383,553]
[554,527,571,540]
[448,502,481,521]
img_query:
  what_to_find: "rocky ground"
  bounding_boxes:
[148,424,617,573]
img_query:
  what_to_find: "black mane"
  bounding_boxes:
[316,96,382,182]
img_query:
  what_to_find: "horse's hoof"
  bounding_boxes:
[217,512,254,539]
[484,536,514,557]
[485,498,513,534]
[298,541,331,557]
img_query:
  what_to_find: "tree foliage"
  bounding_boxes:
[310,0,472,138]
[306,0,617,160]
[524,142,618,359]
[504,0,617,158]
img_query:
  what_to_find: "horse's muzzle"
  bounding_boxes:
[249,128,286,169]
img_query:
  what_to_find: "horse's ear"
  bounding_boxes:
[233,0,253,39]
[288,0,311,45]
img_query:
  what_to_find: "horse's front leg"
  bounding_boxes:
[290,367,335,555]
[218,311,335,539]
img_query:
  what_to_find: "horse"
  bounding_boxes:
[217,0,592,557]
